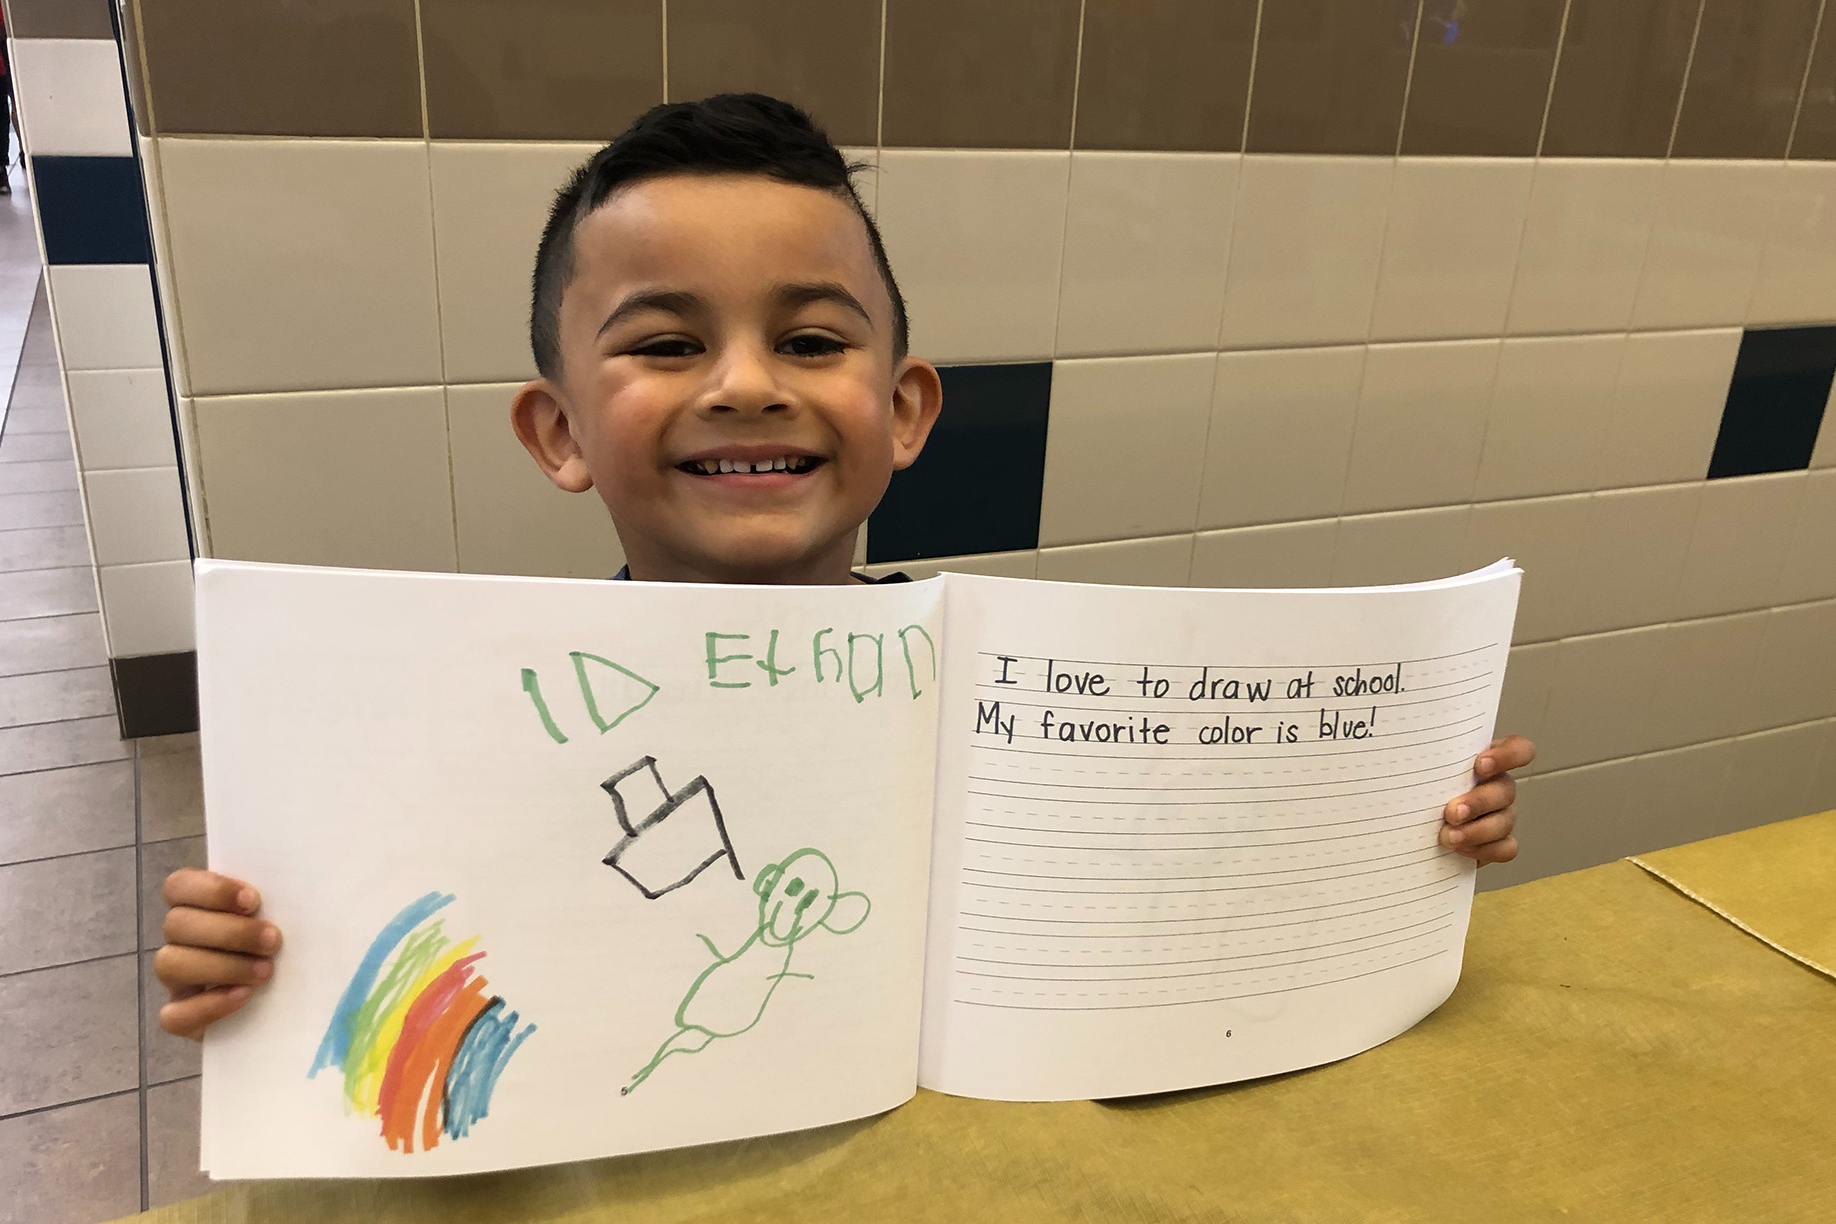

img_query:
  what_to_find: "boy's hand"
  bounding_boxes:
[1440,735,1535,865]
[155,869,281,1041]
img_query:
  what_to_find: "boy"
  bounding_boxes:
[157,94,1533,1039]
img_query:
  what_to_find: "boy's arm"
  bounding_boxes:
[155,869,282,1040]
[1440,735,1535,865]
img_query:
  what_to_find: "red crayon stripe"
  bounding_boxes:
[378,954,490,1153]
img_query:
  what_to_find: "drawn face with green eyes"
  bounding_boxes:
[752,849,867,946]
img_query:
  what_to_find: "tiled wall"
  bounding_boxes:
[112,0,1836,882]
[6,0,197,735]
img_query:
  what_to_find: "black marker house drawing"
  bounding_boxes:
[601,756,745,899]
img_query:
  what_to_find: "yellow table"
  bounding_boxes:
[133,814,1836,1223]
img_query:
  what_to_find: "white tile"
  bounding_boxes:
[1218,156,1391,350]
[1777,469,1836,605]
[1565,482,1703,636]
[862,550,1038,581]
[1190,519,1338,589]
[96,562,196,656]
[1475,334,1624,501]
[157,138,442,395]
[1535,623,1672,771]
[1036,534,1193,586]
[1749,161,1836,325]
[1643,610,1770,750]
[9,39,133,157]
[1506,159,1662,336]
[1037,353,1214,545]
[1631,160,1781,330]
[874,150,1069,364]
[1369,158,1535,342]
[82,468,190,566]
[1723,722,1828,828]
[1815,379,1836,469]
[1460,494,1591,644]
[1599,328,1741,489]
[45,265,163,372]
[1675,471,1808,620]
[1330,506,1471,587]
[66,369,176,471]
[430,142,599,384]
[1055,152,1236,357]
[1200,345,1364,529]
[1342,339,1498,515]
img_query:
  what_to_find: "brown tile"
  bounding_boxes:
[1401,0,1566,156]
[0,956,139,1115]
[882,0,1081,148]
[0,665,115,729]
[0,524,91,571]
[1790,7,1836,159]
[0,715,131,776]
[138,0,422,137]
[0,613,108,678]
[141,952,201,1086]
[0,1091,144,1224]
[421,0,662,140]
[140,836,206,949]
[0,847,137,975]
[1246,0,1417,154]
[0,406,73,435]
[0,566,98,619]
[146,1078,214,1207]
[6,0,116,38]
[0,431,74,464]
[1541,0,1699,157]
[0,460,79,494]
[667,0,880,147]
[0,760,135,867]
[1672,0,1821,159]
[1073,0,1256,151]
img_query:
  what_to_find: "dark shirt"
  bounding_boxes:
[609,566,911,583]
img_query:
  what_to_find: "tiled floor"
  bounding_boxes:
[0,166,212,1220]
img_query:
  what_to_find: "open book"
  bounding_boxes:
[194,558,1520,1178]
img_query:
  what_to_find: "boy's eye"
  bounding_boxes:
[780,333,847,358]
[629,338,702,359]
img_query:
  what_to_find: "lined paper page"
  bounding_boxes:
[918,565,1520,1101]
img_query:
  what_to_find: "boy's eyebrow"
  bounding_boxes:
[597,289,704,338]
[775,282,874,328]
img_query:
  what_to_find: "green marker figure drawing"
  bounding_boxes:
[623,848,870,1095]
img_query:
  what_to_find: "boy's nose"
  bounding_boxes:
[703,347,790,416]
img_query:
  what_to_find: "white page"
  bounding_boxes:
[195,561,943,1178]
[918,565,1520,1101]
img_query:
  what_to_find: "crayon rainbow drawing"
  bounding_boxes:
[309,892,535,1153]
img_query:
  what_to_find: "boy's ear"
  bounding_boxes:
[888,358,943,472]
[511,379,594,493]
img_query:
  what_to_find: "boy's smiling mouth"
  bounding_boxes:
[679,455,822,476]
[675,446,826,482]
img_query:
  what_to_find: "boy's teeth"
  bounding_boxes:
[694,456,810,475]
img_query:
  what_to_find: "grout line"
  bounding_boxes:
[1533,0,1575,157]
[0,1086,140,1125]
[1066,0,1087,151]
[411,1,432,141]
[660,0,670,103]
[1667,0,1709,159]
[0,755,136,780]
[1394,0,1428,158]
[0,949,138,984]
[1238,0,1265,153]
[133,739,150,1212]
[1047,1,1088,360]
[1786,0,1830,159]
[876,0,888,150]
[0,842,138,871]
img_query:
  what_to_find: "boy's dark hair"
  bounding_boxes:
[530,93,908,380]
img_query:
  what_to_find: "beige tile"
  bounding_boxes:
[1200,345,1363,529]
[1330,506,1472,588]
[881,0,1080,149]
[447,383,626,579]
[141,950,203,1087]
[0,524,90,571]
[1055,153,1236,357]
[0,715,131,776]
[1631,161,1782,331]
[97,561,198,657]
[147,1077,214,1208]
[1460,495,1591,645]
[0,566,98,619]
[1495,642,1561,773]
[1342,340,1498,515]
[66,368,178,472]
[0,613,107,678]
[1643,610,1770,750]
[141,836,208,950]
[861,550,1038,581]
[44,265,162,372]
[1369,159,1535,342]
[1806,719,1836,816]
[1776,469,1836,605]
[0,955,139,1115]
[1675,472,1808,620]
[1564,483,1703,635]
[195,387,457,572]
[0,1091,143,1224]
[873,151,1070,364]
[1190,519,1339,589]
[82,468,190,566]
[158,138,441,395]
[0,847,137,975]
[1817,383,1836,469]
[0,666,114,729]
[1035,535,1193,586]
[1740,600,1836,732]
[1506,160,1664,336]
[1477,335,1624,502]
[429,142,599,385]
[0,760,134,866]
[1599,329,1742,489]
[1536,623,1671,771]
[141,740,204,843]
[1037,355,1214,546]
[1723,721,1829,830]
[1750,162,1836,325]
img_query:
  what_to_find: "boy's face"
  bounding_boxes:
[514,173,940,584]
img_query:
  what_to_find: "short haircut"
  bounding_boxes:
[529,93,908,380]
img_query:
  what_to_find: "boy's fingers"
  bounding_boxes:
[1441,808,1515,853]
[1474,735,1536,780]
[1444,776,1515,825]
[162,907,281,956]
[159,987,253,1041]
[1465,834,1518,866]
[162,868,260,916]
[153,944,274,991]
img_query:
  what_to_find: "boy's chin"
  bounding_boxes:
[682,528,854,583]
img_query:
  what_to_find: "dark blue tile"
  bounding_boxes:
[867,362,1052,562]
[1708,326,1835,479]
[34,156,152,266]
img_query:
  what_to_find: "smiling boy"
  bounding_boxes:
[156,94,1533,1039]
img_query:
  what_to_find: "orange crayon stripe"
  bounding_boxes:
[377,955,490,1152]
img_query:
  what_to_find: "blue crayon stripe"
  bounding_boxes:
[309,891,455,1076]
[443,997,537,1139]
